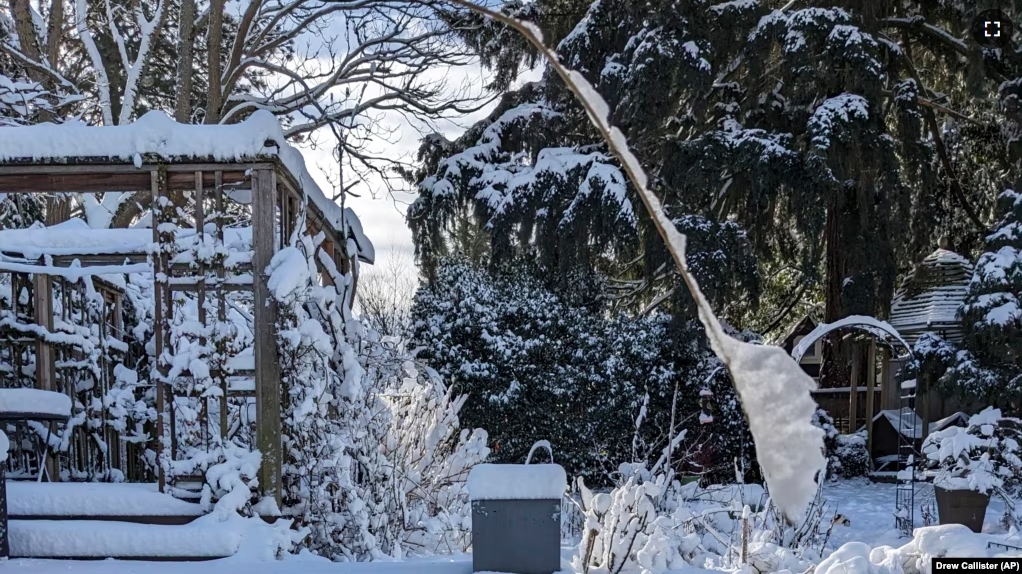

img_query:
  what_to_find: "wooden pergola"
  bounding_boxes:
[0,146,370,504]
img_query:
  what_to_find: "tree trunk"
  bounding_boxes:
[11,0,42,63]
[205,0,225,124]
[174,0,198,122]
[822,193,851,389]
[44,196,71,226]
[110,192,152,228]
[45,0,64,67]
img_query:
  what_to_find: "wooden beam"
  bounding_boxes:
[848,342,859,434]
[51,254,149,266]
[32,273,59,482]
[252,167,282,505]
[0,161,273,175]
[0,168,250,193]
[32,273,55,393]
[151,169,167,493]
[215,170,229,441]
[0,172,151,193]
[920,374,931,442]
[865,339,877,459]
[167,171,247,190]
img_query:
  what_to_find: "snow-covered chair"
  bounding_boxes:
[467,463,566,574]
[0,388,72,482]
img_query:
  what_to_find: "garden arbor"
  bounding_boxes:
[0,112,374,505]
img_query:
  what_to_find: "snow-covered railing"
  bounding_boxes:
[0,388,72,419]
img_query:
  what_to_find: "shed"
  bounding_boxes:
[863,408,968,468]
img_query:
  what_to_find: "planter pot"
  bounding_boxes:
[934,486,989,533]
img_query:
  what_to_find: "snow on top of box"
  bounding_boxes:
[0,388,72,417]
[467,464,567,500]
[0,111,374,262]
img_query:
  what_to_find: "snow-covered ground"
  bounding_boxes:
[8,479,1018,574]
[3,554,477,574]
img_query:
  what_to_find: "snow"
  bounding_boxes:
[6,482,204,517]
[793,315,911,362]
[0,111,373,260]
[266,247,312,300]
[5,554,476,574]
[711,336,826,523]
[922,407,1021,494]
[0,218,253,258]
[538,34,827,524]
[866,408,966,439]
[805,93,870,150]
[7,514,263,559]
[0,428,8,463]
[343,207,376,264]
[0,388,72,417]
[467,463,567,500]
[5,479,1021,572]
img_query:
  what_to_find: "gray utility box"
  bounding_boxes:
[468,464,566,574]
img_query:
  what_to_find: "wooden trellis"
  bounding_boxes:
[0,154,366,505]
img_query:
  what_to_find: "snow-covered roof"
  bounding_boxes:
[0,218,250,260]
[343,207,375,264]
[864,408,967,439]
[771,313,818,347]
[889,248,974,344]
[0,111,374,263]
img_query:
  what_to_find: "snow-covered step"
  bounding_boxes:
[7,481,205,524]
[8,519,240,560]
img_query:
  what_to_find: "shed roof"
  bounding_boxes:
[889,248,973,344]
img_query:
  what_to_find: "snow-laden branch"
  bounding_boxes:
[442,0,826,523]
[74,0,114,125]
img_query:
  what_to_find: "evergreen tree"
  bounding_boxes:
[409,0,969,345]
[410,257,757,485]
[950,190,1022,404]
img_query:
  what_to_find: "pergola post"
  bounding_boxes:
[848,342,859,433]
[152,169,169,492]
[252,167,282,505]
[33,273,58,481]
[865,339,877,458]
[32,273,56,392]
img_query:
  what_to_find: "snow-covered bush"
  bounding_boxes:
[268,234,489,560]
[362,337,490,555]
[569,463,845,574]
[922,407,1022,497]
[831,433,870,479]
[813,409,869,479]
[411,257,757,486]
[573,472,711,573]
